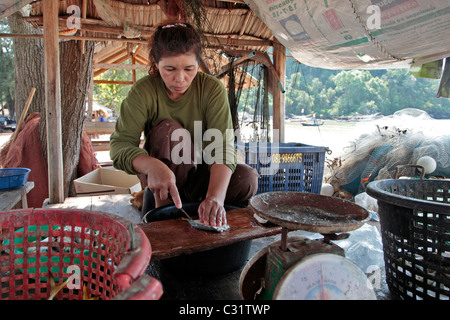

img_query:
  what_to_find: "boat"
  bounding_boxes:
[301,119,324,126]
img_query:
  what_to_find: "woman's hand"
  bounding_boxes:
[132,154,182,208]
[198,197,227,227]
[197,164,232,226]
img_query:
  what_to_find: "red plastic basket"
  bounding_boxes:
[0,208,163,300]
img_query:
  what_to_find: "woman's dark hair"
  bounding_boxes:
[148,20,202,76]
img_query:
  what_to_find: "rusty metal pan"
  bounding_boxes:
[249,191,370,234]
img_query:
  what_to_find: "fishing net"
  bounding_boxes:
[203,49,270,142]
[329,109,450,195]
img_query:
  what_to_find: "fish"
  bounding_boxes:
[185,218,230,233]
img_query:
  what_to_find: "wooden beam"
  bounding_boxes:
[0,32,149,44]
[221,48,284,94]
[0,32,272,48]
[205,34,272,48]
[24,16,155,38]
[199,57,212,75]
[215,50,256,78]
[95,48,129,64]
[83,121,116,135]
[93,48,129,77]
[43,0,64,203]
[93,63,149,71]
[94,54,136,78]
[272,41,286,143]
[263,52,285,92]
[134,54,149,65]
[94,80,134,85]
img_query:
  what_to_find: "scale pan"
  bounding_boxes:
[249,191,370,234]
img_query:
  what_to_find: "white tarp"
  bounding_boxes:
[244,0,450,70]
[86,101,113,117]
[0,0,34,20]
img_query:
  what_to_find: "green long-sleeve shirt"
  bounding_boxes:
[110,72,236,175]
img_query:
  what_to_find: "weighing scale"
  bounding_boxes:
[240,191,376,300]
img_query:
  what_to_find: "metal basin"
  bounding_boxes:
[249,191,370,234]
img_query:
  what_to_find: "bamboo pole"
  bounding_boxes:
[10,88,35,144]
[272,41,286,143]
[2,88,36,168]
[43,0,64,204]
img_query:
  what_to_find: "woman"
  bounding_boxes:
[110,21,258,227]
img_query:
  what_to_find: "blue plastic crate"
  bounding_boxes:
[236,142,328,194]
[0,168,31,190]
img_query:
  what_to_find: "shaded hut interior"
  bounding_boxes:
[24,0,286,137]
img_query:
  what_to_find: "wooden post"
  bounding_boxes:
[131,54,136,83]
[87,69,93,121]
[80,0,87,54]
[272,41,286,143]
[43,0,64,203]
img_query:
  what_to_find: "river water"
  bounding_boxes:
[284,117,450,158]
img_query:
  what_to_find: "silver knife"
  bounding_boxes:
[179,207,194,220]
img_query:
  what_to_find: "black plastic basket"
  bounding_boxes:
[366,179,450,300]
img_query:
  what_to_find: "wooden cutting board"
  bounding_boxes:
[139,207,282,260]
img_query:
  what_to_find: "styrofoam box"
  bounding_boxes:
[73,168,142,196]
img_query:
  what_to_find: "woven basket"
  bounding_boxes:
[0,208,162,300]
[367,179,449,300]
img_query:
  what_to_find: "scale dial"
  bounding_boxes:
[273,253,376,300]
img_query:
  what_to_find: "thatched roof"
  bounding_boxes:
[22,0,277,80]
[5,0,450,72]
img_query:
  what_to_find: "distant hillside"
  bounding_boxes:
[237,58,450,120]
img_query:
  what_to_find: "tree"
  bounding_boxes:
[8,10,95,198]
[0,21,15,117]
[330,70,370,115]
[365,76,388,114]
[276,59,450,119]
[381,69,450,118]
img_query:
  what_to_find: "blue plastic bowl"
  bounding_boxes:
[0,168,31,190]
